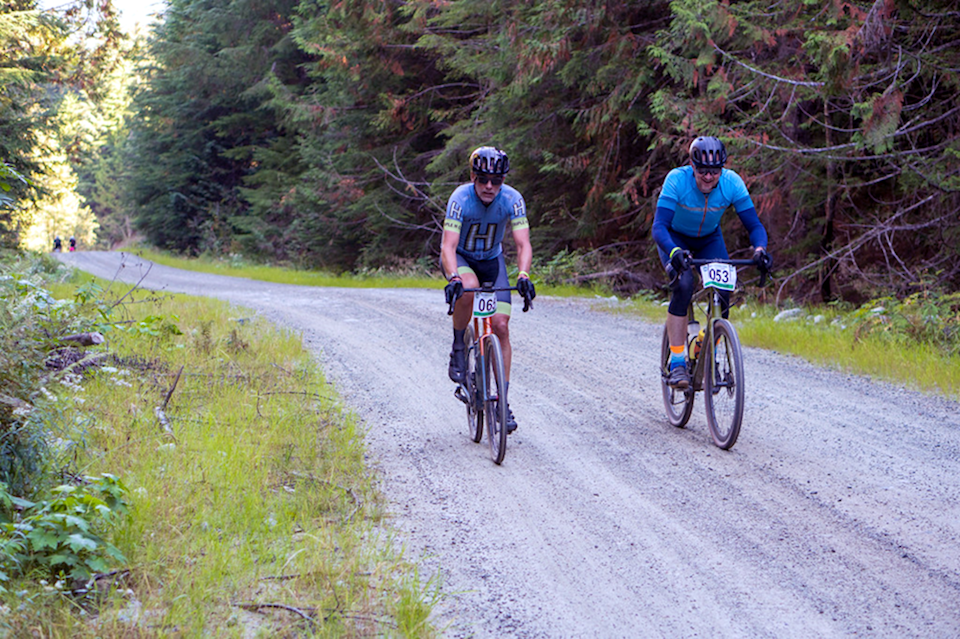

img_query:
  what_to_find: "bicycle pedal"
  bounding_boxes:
[453,385,470,406]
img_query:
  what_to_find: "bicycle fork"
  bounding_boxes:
[454,317,488,408]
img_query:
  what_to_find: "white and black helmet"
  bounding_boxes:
[470,146,510,175]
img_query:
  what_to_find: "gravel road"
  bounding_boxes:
[58,251,960,638]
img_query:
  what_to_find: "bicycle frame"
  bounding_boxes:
[462,283,516,403]
[448,282,528,464]
[685,258,757,387]
[683,293,716,394]
[472,313,497,406]
[474,315,495,361]
[661,256,767,449]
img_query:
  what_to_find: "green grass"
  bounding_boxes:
[133,248,441,290]
[134,248,960,401]
[735,303,960,400]
[4,273,438,637]
[129,248,595,298]
[12,251,952,634]
[619,296,960,401]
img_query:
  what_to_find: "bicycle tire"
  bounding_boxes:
[483,334,508,465]
[464,324,482,443]
[704,319,745,449]
[660,325,694,428]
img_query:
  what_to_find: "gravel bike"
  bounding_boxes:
[660,256,768,449]
[448,283,532,464]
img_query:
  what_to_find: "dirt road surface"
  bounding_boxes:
[58,252,960,638]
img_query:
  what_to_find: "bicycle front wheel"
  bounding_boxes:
[464,324,482,443]
[660,325,694,428]
[704,319,745,449]
[483,334,508,465]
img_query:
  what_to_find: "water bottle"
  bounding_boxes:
[693,327,705,359]
[687,321,700,359]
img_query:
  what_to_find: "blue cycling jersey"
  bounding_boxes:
[653,166,767,255]
[443,183,529,261]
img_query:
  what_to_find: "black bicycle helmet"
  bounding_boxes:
[470,146,510,175]
[689,136,727,168]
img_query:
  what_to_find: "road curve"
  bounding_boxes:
[58,252,960,638]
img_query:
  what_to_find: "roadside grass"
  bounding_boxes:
[620,295,960,401]
[8,273,439,637]
[133,248,440,290]
[733,302,960,400]
[128,248,960,401]
[129,248,594,298]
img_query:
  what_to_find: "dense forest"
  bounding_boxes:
[2,0,958,304]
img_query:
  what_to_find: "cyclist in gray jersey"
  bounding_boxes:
[441,146,535,433]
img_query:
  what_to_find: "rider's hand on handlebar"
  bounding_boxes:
[516,276,535,301]
[444,277,463,306]
[753,248,773,272]
[669,247,691,273]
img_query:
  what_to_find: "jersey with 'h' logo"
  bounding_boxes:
[443,183,529,261]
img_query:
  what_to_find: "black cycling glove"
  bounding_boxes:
[444,278,463,305]
[669,248,690,273]
[754,248,773,271]
[516,277,536,301]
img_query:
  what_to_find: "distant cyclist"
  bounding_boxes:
[441,146,535,433]
[53,236,62,252]
[652,136,772,389]
[68,236,76,251]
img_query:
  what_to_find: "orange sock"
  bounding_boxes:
[669,345,685,369]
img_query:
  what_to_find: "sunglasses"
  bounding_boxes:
[695,167,722,177]
[475,174,504,186]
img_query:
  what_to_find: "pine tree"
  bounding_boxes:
[0,0,123,249]
[645,0,960,300]
[128,0,306,253]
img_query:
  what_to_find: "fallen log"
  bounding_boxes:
[60,332,105,346]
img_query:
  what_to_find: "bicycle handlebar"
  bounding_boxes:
[446,285,533,315]
[681,256,770,287]
[687,258,757,266]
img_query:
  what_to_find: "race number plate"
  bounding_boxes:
[700,262,737,291]
[473,291,498,317]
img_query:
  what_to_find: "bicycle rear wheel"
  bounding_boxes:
[464,324,482,443]
[660,325,694,427]
[704,319,745,449]
[483,334,508,465]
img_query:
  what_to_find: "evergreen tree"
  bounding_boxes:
[112,0,960,300]
[128,0,307,254]
[0,0,122,249]
[409,0,672,271]
[266,0,447,270]
[645,0,960,300]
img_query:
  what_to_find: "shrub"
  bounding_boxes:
[846,290,960,355]
[0,475,129,588]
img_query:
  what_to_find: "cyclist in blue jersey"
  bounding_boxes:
[653,136,772,389]
[441,146,535,433]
